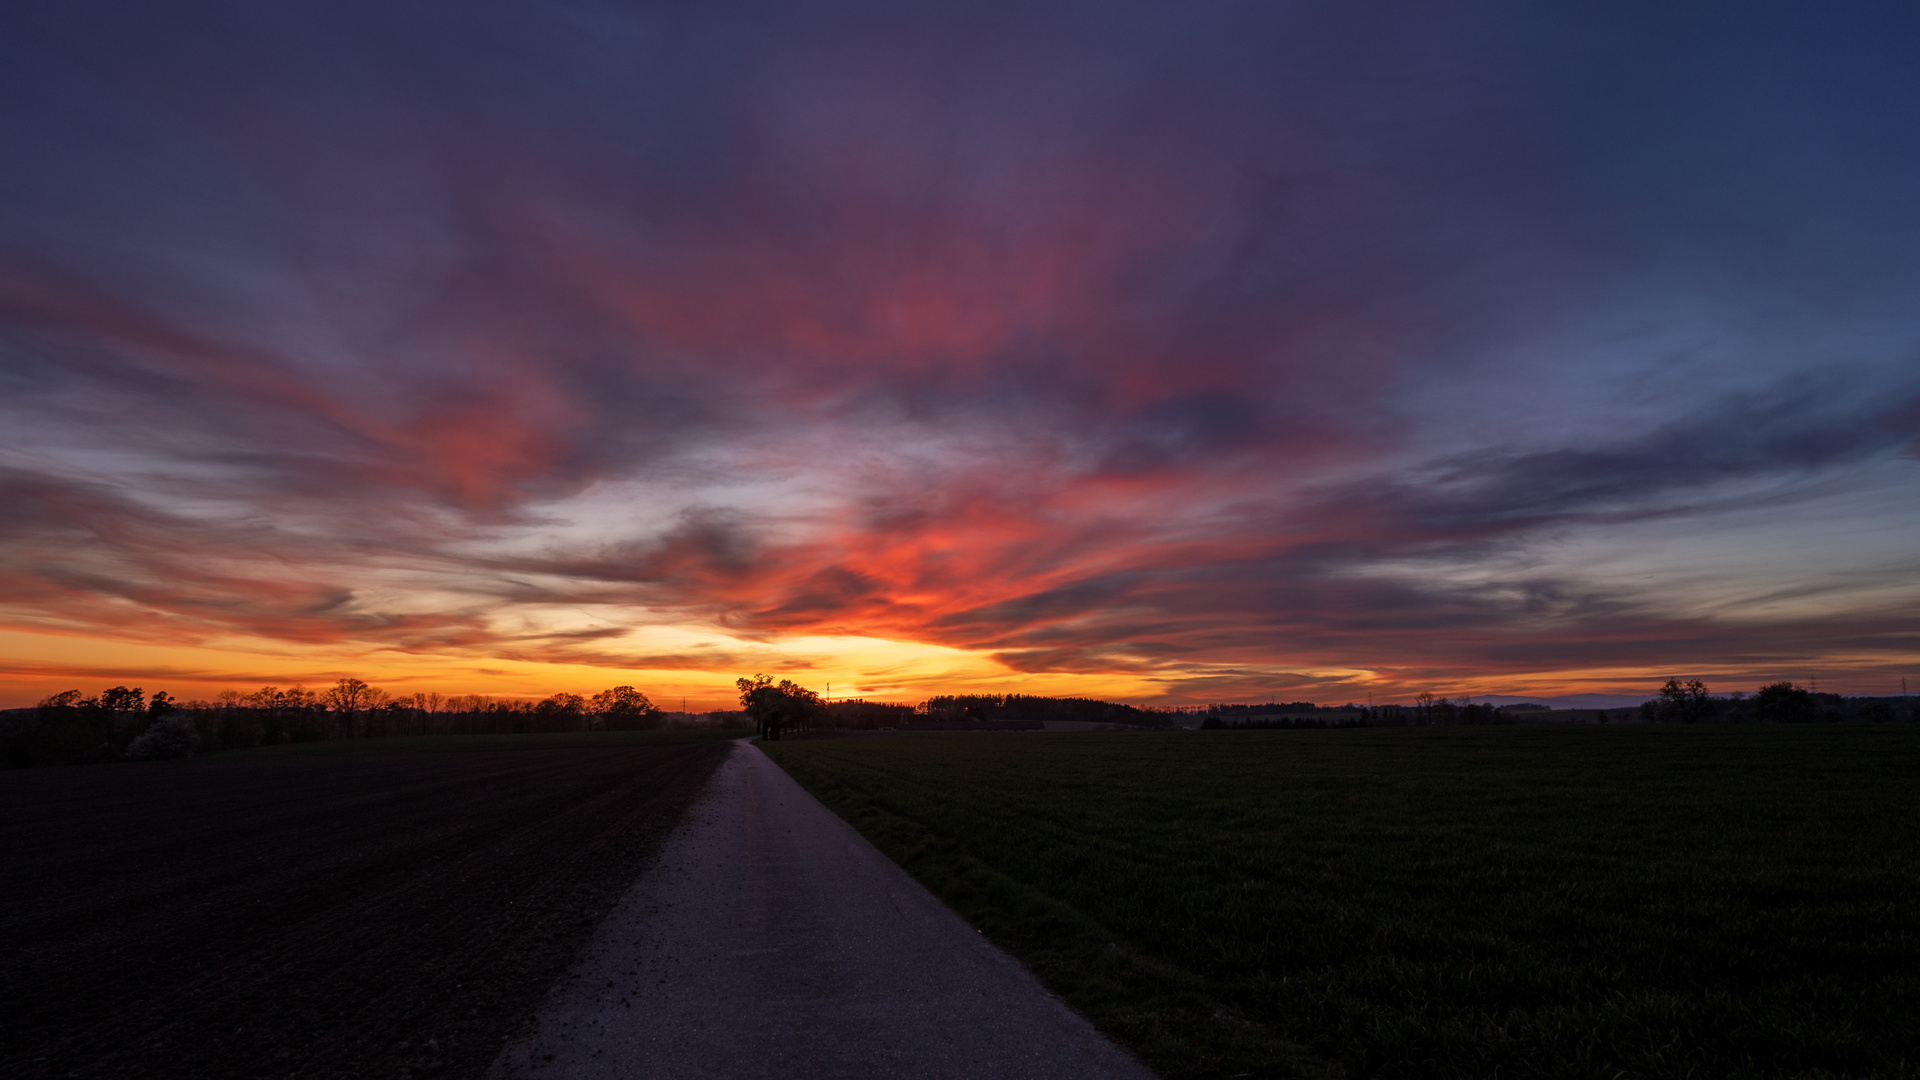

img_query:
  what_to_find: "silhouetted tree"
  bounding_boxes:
[99,685,144,716]
[240,684,321,745]
[92,685,148,749]
[590,686,662,730]
[27,690,95,764]
[1650,678,1713,722]
[411,692,445,735]
[736,674,824,741]
[533,693,588,732]
[324,678,385,737]
[1755,681,1813,723]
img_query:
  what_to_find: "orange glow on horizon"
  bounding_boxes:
[4,620,1913,712]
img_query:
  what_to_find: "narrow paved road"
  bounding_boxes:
[492,740,1157,1079]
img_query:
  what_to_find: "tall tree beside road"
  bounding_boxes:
[736,675,824,741]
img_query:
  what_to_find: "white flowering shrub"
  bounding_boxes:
[126,715,201,760]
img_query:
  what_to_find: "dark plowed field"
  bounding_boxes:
[1,739,732,1080]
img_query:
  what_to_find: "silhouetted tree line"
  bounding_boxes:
[0,687,183,766]
[1367,682,1918,727]
[1197,700,1392,728]
[1207,701,1327,716]
[736,685,1185,734]
[1402,694,1515,726]
[918,693,1173,727]
[1199,715,1373,730]
[1,680,685,767]
[825,698,918,729]
[13,672,1911,766]
[1638,678,1914,724]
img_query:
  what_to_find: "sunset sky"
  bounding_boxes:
[2,1,1917,709]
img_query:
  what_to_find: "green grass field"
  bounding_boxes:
[763,726,1920,1079]
[210,728,744,757]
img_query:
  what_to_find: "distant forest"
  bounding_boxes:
[0,681,706,768]
[920,693,1166,725]
[1,676,1913,767]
